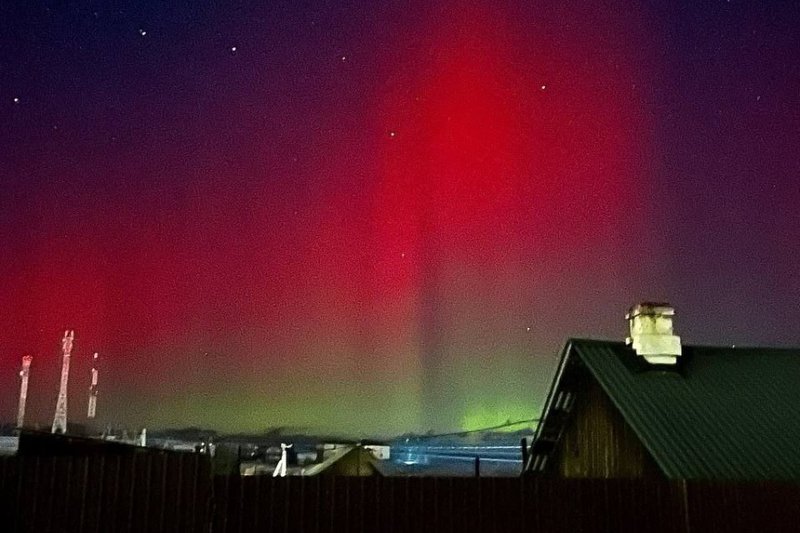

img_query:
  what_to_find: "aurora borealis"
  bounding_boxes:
[1,1,798,436]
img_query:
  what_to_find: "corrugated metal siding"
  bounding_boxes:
[572,340,800,480]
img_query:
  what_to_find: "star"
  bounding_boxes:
[341,55,347,62]
[231,46,237,52]
[540,85,547,90]
[13,97,19,103]
[138,29,147,36]
[389,131,397,138]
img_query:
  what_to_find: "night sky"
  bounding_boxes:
[1,0,798,436]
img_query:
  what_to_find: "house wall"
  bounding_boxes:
[553,379,662,478]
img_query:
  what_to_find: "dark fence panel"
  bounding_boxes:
[2,455,800,533]
[0,453,211,533]
[686,481,800,533]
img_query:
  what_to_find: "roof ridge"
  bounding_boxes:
[567,337,800,353]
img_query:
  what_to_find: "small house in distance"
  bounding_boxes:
[525,303,800,480]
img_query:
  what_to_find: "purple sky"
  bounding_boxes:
[1,0,798,435]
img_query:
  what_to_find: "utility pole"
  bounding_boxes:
[87,352,99,419]
[52,330,74,434]
[17,355,33,428]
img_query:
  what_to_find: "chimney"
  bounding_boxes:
[625,302,682,365]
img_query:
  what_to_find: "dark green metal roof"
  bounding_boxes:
[566,339,800,481]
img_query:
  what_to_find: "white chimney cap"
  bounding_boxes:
[626,302,682,365]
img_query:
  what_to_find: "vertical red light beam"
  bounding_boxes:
[371,0,655,429]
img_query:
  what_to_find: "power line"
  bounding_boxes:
[410,418,541,440]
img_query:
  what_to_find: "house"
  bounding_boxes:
[240,443,389,477]
[524,303,800,480]
[15,429,171,456]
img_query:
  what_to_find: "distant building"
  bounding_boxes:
[240,443,389,477]
[525,304,800,480]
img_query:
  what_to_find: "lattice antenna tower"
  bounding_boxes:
[52,330,74,434]
[87,352,99,419]
[17,355,33,428]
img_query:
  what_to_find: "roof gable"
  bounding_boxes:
[537,339,800,480]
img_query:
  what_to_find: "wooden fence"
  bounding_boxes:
[1,455,799,532]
